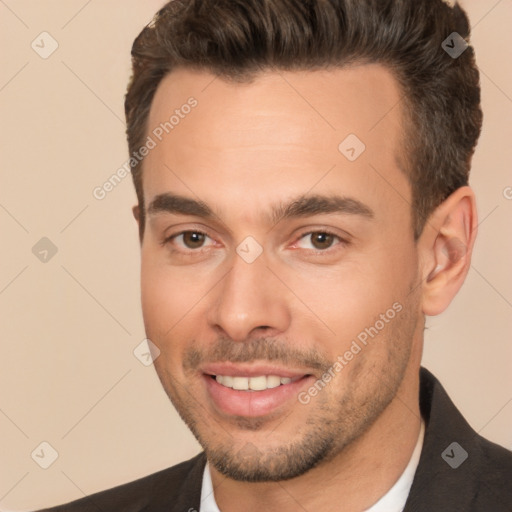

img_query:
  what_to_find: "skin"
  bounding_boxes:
[134,65,477,511]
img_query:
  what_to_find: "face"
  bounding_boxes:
[138,65,423,481]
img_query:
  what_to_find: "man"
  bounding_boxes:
[40,0,512,510]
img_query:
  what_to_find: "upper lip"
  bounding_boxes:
[201,362,311,379]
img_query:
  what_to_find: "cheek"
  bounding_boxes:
[140,257,198,339]
[140,264,190,377]
[141,262,170,329]
[140,250,220,368]
[280,244,416,356]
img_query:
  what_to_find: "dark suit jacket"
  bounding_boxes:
[38,368,512,511]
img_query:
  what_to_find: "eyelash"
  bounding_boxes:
[293,229,347,252]
[161,230,211,249]
[162,229,347,254]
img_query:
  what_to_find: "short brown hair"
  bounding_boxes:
[125,0,482,239]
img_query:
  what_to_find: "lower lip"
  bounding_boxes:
[204,374,314,418]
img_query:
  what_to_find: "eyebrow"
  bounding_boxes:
[147,194,214,218]
[146,192,374,225]
[270,194,374,225]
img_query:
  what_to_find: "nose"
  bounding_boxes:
[207,251,291,342]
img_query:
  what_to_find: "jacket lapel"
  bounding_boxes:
[404,368,479,511]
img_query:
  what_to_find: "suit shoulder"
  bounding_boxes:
[477,435,512,491]
[36,452,206,512]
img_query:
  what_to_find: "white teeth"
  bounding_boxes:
[249,375,267,391]
[267,375,281,388]
[222,375,233,387]
[232,376,249,390]
[214,374,299,391]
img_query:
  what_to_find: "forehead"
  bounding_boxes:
[143,65,410,224]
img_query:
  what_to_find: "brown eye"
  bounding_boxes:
[181,231,207,249]
[309,232,336,250]
[294,231,341,251]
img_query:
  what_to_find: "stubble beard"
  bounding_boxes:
[153,291,419,482]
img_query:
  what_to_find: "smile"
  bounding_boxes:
[213,374,302,391]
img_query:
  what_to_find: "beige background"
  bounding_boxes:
[0,1,510,510]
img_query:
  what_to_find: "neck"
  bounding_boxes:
[210,362,422,512]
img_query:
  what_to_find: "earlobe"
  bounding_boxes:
[419,186,477,316]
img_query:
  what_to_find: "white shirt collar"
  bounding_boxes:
[200,462,221,512]
[200,420,425,512]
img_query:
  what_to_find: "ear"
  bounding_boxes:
[417,186,478,316]
[132,205,140,223]
[132,205,143,244]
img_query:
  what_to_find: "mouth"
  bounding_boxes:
[212,374,303,391]
[201,364,315,418]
